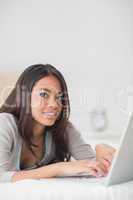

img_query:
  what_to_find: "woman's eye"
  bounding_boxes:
[39,92,48,98]
[57,95,63,103]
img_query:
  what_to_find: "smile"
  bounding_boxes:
[42,112,57,117]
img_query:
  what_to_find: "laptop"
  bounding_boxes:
[58,114,133,186]
[104,114,133,186]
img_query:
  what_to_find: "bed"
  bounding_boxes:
[0,177,133,200]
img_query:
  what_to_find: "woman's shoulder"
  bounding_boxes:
[0,112,16,122]
[66,121,81,137]
[0,112,18,131]
[0,113,20,151]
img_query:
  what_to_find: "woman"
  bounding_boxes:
[0,64,115,183]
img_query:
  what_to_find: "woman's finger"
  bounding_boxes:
[99,157,110,169]
[88,161,107,177]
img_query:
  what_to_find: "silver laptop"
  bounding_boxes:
[104,114,133,186]
[58,114,133,186]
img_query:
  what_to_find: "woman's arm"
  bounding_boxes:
[12,159,107,182]
[66,123,116,174]
[67,123,96,160]
[12,163,59,182]
[95,143,116,170]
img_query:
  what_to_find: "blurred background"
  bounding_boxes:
[0,0,133,147]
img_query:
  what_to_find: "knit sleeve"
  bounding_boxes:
[67,123,96,160]
[0,113,17,182]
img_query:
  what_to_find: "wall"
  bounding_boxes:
[0,0,133,141]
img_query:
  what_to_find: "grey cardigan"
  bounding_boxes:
[0,113,95,183]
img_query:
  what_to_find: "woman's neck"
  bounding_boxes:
[32,121,45,142]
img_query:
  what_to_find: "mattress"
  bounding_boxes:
[0,177,133,200]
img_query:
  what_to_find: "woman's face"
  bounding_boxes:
[31,75,63,127]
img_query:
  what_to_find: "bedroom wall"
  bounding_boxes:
[0,0,133,141]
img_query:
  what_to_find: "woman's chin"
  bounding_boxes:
[41,118,56,126]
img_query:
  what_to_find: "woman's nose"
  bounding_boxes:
[47,97,58,108]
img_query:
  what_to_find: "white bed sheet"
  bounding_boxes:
[0,177,133,200]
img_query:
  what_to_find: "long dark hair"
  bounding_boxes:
[0,64,71,162]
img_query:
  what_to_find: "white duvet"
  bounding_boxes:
[0,177,133,200]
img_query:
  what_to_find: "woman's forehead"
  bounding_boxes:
[33,75,62,93]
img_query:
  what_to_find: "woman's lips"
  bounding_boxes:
[42,112,58,118]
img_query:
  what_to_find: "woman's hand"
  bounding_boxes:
[55,159,108,178]
[95,143,116,172]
